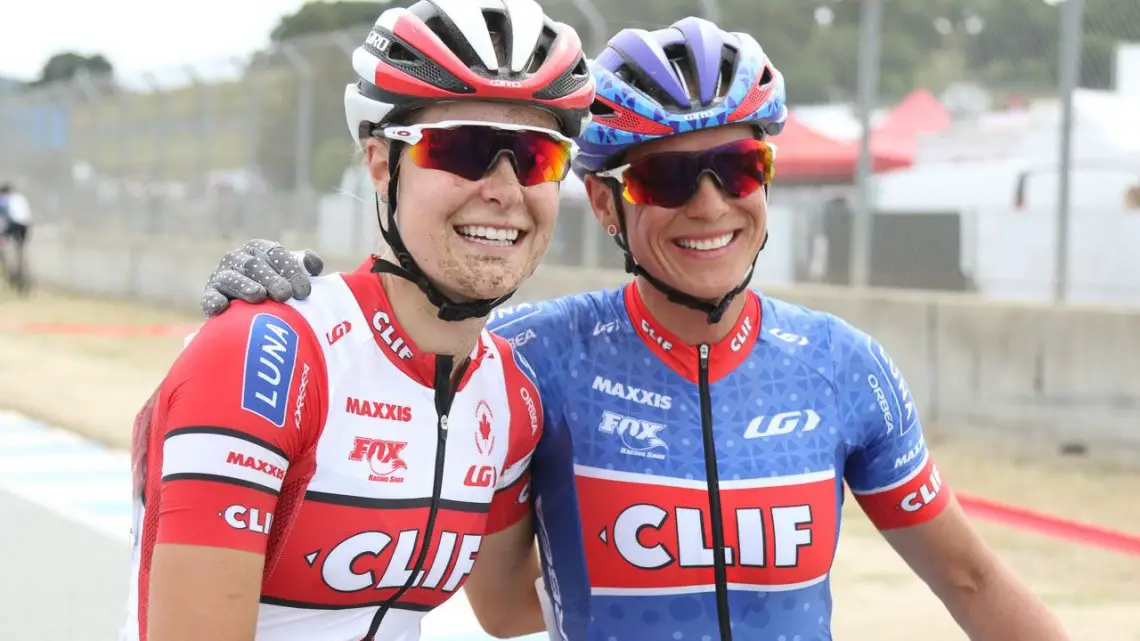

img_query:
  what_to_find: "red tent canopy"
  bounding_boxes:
[872,89,951,156]
[775,114,912,184]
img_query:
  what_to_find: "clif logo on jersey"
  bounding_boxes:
[598,411,667,459]
[578,468,838,593]
[223,504,273,534]
[371,310,414,360]
[349,437,409,483]
[729,314,754,352]
[241,313,299,428]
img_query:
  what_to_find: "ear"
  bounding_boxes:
[584,174,621,232]
[364,138,392,195]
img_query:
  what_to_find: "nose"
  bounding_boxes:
[683,174,731,221]
[479,156,524,210]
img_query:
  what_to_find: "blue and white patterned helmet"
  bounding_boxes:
[573,17,787,177]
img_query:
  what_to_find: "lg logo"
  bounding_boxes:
[769,328,808,346]
[743,410,821,439]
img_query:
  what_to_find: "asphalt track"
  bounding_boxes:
[0,410,540,641]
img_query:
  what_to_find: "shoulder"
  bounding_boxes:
[754,294,851,380]
[182,300,314,356]
[169,299,325,423]
[756,293,900,386]
[758,293,883,362]
[761,295,917,436]
[486,334,543,434]
[486,286,625,346]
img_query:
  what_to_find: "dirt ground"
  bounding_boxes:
[2,287,1138,640]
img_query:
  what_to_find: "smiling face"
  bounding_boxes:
[365,101,563,302]
[585,124,768,302]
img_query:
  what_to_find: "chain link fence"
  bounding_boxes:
[2,0,1139,303]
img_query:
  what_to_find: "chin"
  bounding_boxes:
[458,269,525,301]
[664,269,753,301]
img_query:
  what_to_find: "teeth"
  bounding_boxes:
[676,232,734,251]
[456,225,521,246]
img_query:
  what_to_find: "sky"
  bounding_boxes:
[0,0,312,81]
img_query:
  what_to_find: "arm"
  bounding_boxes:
[148,547,265,641]
[142,303,325,641]
[838,325,1069,641]
[465,515,544,638]
[881,501,1069,641]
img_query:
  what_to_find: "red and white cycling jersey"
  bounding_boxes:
[124,261,543,641]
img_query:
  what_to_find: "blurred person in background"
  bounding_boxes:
[0,182,32,293]
[195,17,1069,641]
[124,1,594,640]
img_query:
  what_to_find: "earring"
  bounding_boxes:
[606,224,618,237]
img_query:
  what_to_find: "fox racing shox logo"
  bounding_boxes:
[599,411,667,459]
[349,437,409,483]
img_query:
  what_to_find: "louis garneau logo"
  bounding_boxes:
[598,411,668,460]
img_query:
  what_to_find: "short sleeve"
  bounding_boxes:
[484,340,544,534]
[146,302,327,553]
[832,318,951,530]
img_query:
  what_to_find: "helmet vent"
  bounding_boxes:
[483,10,509,71]
[527,27,558,74]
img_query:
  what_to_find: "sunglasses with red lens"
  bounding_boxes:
[379,120,576,187]
[595,138,777,208]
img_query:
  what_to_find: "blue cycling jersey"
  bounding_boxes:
[486,281,949,641]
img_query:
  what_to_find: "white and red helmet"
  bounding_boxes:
[345,0,595,143]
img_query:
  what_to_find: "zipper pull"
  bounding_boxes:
[699,344,710,362]
[440,414,449,431]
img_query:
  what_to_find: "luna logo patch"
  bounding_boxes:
[241,314,299,427]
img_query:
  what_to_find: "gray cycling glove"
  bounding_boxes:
[200,239,325,317]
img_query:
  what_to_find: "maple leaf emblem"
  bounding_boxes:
[475,401,495,455]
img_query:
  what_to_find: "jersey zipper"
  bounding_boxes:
[699,344,733,641]
[364,354,462,640]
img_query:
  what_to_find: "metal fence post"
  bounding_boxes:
[1054,0,1085,302]
[850,0,884,289]
[569,0,608,268]
[282,43,315,198]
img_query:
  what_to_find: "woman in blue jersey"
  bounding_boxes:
[196,17,1069,641]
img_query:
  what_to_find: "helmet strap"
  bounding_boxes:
[372,141,514,322]
[606,182,763,325]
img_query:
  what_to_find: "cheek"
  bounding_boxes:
[524,185,561,228]
[398,166,468,215]
[744,192,768,227]
[626,206,670,253]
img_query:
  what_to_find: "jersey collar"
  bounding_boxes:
[346,258,488,390]
[622,280,762,384]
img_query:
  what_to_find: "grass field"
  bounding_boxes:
[1,287,1138,639]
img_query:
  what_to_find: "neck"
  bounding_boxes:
[635,275,747,346]
[380,270,484,370]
